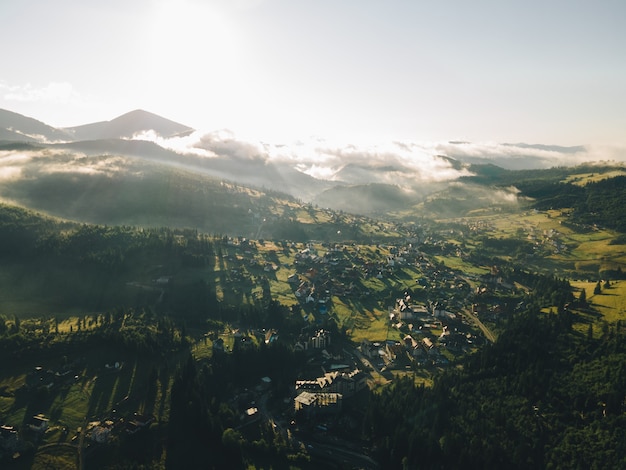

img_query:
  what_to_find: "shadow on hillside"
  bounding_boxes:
[86,358,138,419]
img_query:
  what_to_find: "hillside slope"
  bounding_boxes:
[0,108,72,142]
[64,109,194,140]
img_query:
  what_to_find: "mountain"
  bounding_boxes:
[45,138,331,200]
[64,109,194,140]
[313,182,447,214]
[3,107,621,220]
[0,108,73,142]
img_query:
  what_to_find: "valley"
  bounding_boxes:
[1,108,626,469]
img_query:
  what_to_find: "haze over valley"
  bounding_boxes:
[2,107,624,232]
[2,1,626,469]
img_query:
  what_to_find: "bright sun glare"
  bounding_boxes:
[145,0,245,123]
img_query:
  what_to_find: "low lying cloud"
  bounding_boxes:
[139,129,626,189]
[0,149,131,180]
[0,165,22,182]
[42,154,129,177]
[0,151,33,181]
[423,141,595,169]
[144,131,474,187]
[493,186,523,204]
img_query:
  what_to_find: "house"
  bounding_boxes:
[264,330,278,344]
[213,337,225,353]
[294,330,330,351]
[309,329,331,349]
[433,302,446,318]
[331,369,367,397]
[359,339,381,359]
[0,425,18,452]
[125,413,154,434]
[259,376,272,391]
[89,421,113,443]
[411,304,429,316]
[385,341,405,362]
[403,334,419,350]
[28,414,49,433]
[395,298,410,320]
[296,372,336,393]
[411,343,427,360]
[155,276,171,285]
[294,391,342,416]
[243,407,260,423]
[295,369,366,398]
[25,367,55,390]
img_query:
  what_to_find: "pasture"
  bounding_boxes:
[571,280,626,327]
[0,336,178,458]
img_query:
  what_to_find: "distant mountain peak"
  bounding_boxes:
[64,109,194,141]
[114,109,173,121]
[0,108,73,142]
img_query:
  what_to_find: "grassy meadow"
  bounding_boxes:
[0,344,176,433]
[570,280,626,332]
[442,209,626,278]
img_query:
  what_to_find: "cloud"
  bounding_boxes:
[0,152,33,181]
[0,149,131,180]
[493,186,523,204]
[424,141,592,169]
[0,152,35,165]
[0,166,22,181]
[129,130,217,158]
[194,130,266,162]
[122,126,626,195]
[1,81,79,104]
[298,142,470,185]
[41,154,129,177]
[580,144,626,165]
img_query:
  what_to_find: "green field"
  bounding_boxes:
[439,209,626,278]
[571,280,626,325]
[564,170,626,186]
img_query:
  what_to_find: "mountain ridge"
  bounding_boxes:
[2,107,623,219]
[0,108,73,142]
[63,109,194,140]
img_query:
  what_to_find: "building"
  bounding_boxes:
[294,391,342,416]
[28,414,49,433]
[310,329,331,349]
[0,425,19,452]
[295,369,366,398]
[296,329,332,351]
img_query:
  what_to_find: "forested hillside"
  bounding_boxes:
[1,162,626,469]
[364,282,626,469]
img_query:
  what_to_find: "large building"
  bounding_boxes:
[295,368,367,398]
[294,391,342,416]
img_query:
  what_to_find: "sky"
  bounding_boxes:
[1,0,625,147]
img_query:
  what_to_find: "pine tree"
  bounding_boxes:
[594,281,602,295]
[579,288,587,306]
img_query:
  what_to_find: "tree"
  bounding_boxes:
[594,281,602,295]
[221,428,243,451]
[578,288,587,306]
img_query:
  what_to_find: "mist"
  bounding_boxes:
[142,128,626,189]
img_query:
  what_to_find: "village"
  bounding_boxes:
[1,227,520,465]
[199,233,514,440]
